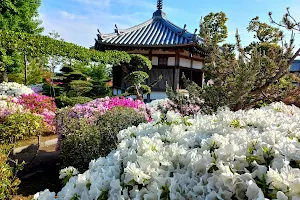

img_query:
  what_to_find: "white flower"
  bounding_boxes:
[33,189,56,200]
[124,162,151,185]
[0,82,34,97]
[246,180,264,199]
[151,110,161,123]
[34,102,300,199]
[59,166,79,179]
[276,191,288,200]
[166,111,180,122]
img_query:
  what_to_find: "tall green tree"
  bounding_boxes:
[0,0,43,34]
[0,0,43,82]
[168,11,298,113]
[199,12,228,44]
[247,16,283,43]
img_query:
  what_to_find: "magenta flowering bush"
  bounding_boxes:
[56,96,151,151]
[12,93,57,132]
[71,96,151,121]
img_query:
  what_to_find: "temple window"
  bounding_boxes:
[158,57,168,66]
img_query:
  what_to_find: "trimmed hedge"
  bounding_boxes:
[59,107,147,171]
[55,96,93,108]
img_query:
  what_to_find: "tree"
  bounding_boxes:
[167,11,297,114]
[0,29,132,83]
[0,0,43,34]
[247,16,283,43]
[269,7,300,60]
[7,57,47,84]
[199,12,228,44]
[0,0,44,82]
[122,54,162,101]
[47,31,66,73]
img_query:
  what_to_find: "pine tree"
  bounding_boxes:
[167,11,299,113]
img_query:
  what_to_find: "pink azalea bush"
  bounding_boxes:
[56,96,151,151]
[10,93,57,132]
[0,99,25,123]
[71,96,151,121]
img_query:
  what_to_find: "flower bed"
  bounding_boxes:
[35,102,300,199]
[15,93,56,129]
[0,99,24,122]
[0,86,57,142]
[56,96,151,150]
[71,96,151,121]
[0,82,34,97]
[56,97,151,170]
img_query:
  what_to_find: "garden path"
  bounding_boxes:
[11,144,62,197]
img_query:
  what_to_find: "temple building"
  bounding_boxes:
[291,60,300,86]
[94,0,206,100]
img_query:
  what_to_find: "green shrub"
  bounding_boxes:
[68,80,93,97]
[0,145,24,200]
[66,71,86,81]
[89,80,111,98]
[60,107,147,171]
[0,113,44,143]
[42,83,65,97]
[55,96,93,108]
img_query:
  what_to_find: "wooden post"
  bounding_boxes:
[174,51,180,90]
[201,71,205,88]
[191,54,194,81]
[24,54,27,85]
[147,50,152,102]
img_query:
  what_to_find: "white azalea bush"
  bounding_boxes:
[34,102,300,200]
[0,82,34,97]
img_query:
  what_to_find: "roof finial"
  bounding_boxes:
[157,0,163,10]
[114,24,120,35]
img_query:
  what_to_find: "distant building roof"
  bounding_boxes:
[95,1,203,47]
[291,60,300,72]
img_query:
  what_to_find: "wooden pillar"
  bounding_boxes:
[147,50,152,102]
[190,55,194,81]
[174,51,180,90]
[201,71,205,88]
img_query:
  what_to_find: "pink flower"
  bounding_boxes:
[55,96,152,150]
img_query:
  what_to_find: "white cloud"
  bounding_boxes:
[40,0,180,48]
[59,11,87,20]
[41,8,148,47]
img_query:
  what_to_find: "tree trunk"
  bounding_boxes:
[0,69,8,83]
[24,54,28,85]
[135,85,143,101]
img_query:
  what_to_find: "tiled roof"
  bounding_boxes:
[96,10,203,47]
[291,60,300,72]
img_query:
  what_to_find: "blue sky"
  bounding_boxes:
[39,0,300,50]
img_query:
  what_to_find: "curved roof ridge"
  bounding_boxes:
[101,18,153,39]
[97,13,204,46]
[154,17,204,44]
